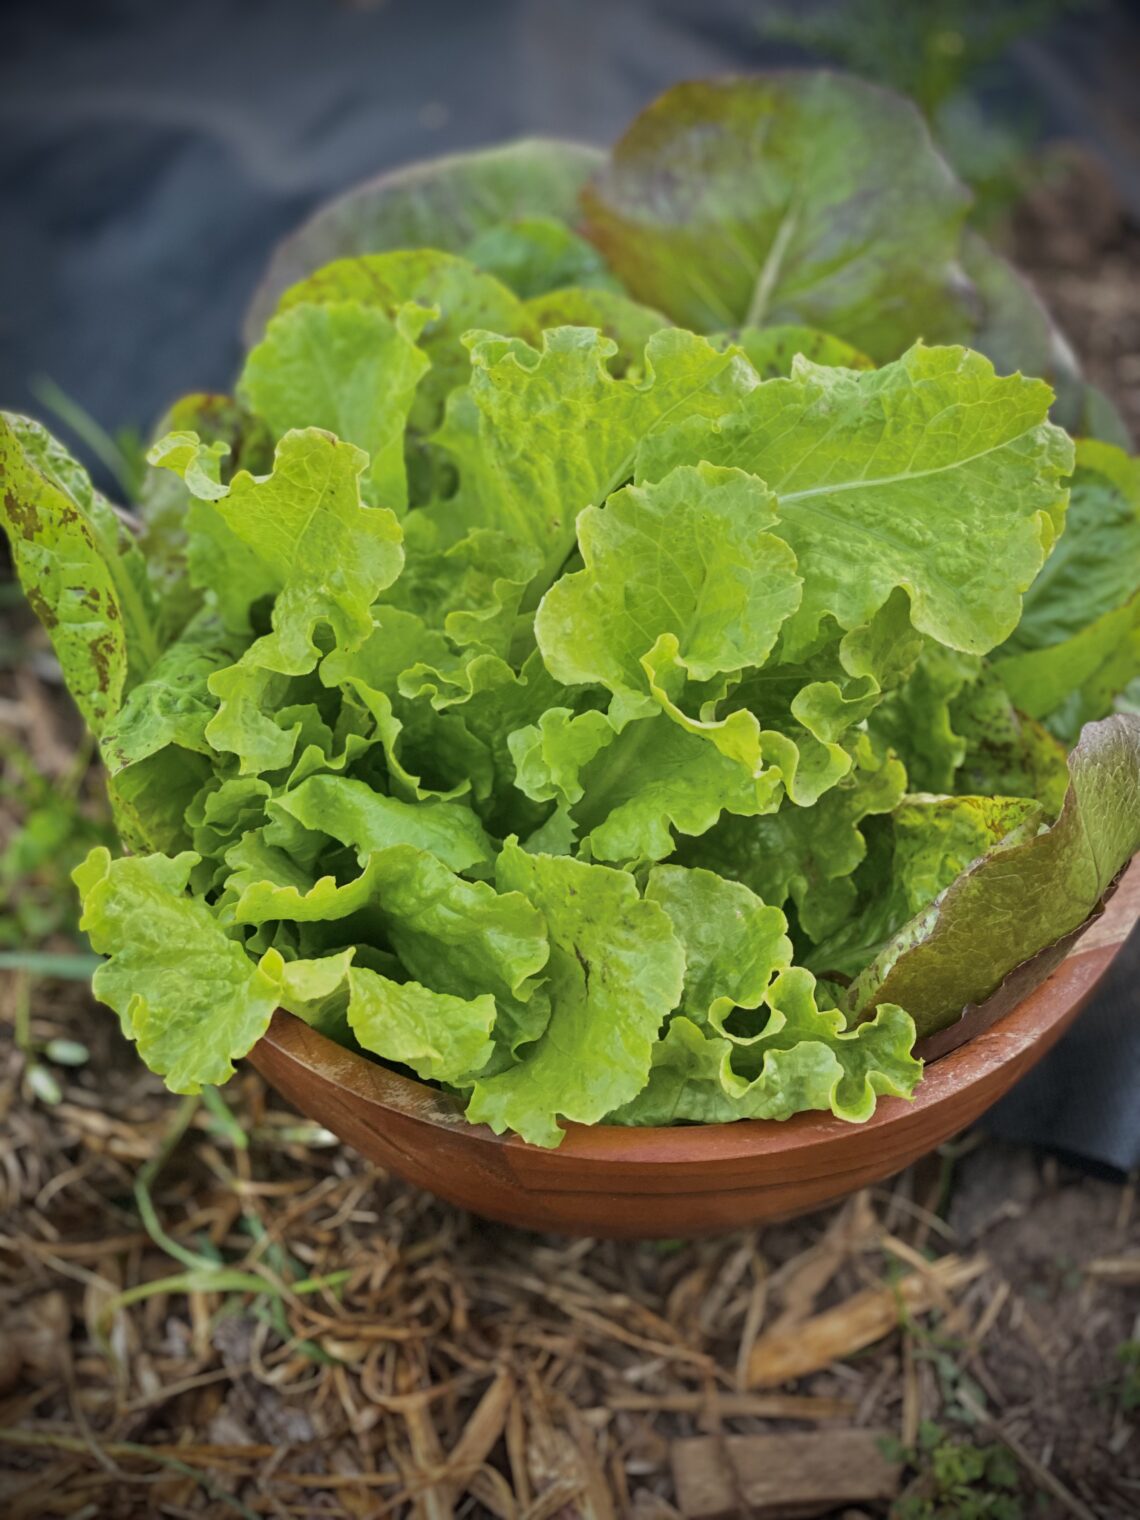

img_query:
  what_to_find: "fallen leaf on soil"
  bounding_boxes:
[746,1254,987,1387]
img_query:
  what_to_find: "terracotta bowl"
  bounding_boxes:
[247,860,1140,1239]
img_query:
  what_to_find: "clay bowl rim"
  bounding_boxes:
[250,858,1140,1169]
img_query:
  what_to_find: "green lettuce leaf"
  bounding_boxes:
[869,645,981,793]
[278,949,356,1042]
[419,325,757,592]
[267,249,527,434]
[581,74,971,360]
[347,966,496,1084]
[682,734,906,943]
[153,429,404,774]
[466,845,685,1146]
[638,343,1073,667]
[73,847,283,1092]
[511,705,785,865]
[239,300,431,512]
[518,287,669,372]
[535,463,800,722]
[137,392,272,637]
[992,441,1140,741]
[269,774,494,874]
[644,864,792,1034]
[98,610,245,852]
[463,215,621,298]
[715,325,874,378]
[848,714,1140,1034]
[608,970,920,1126]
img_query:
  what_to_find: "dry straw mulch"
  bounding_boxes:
[1,989,1138,1518]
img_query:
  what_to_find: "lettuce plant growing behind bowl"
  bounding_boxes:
[3,72,1139,1149]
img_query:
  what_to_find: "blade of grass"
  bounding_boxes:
[30,376,144,505]
[0,950,101,979]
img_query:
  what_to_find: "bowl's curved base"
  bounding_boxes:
[247,862,1140,1238]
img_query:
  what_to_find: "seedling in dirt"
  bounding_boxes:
[888,1420,1024,1519]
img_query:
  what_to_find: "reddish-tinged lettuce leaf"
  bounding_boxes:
[848,714,1140,1035]
[808,793,1044,981]
[581,73,972,361]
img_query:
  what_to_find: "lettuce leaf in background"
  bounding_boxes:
[463,215,621,299]
[580,74,973,360]
[245,139,605,339]
[518,287,670,373]
[992,441,1140,742]
[848,715,1140,1034]
[716,325,874,378]
[956,231,1085,431]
